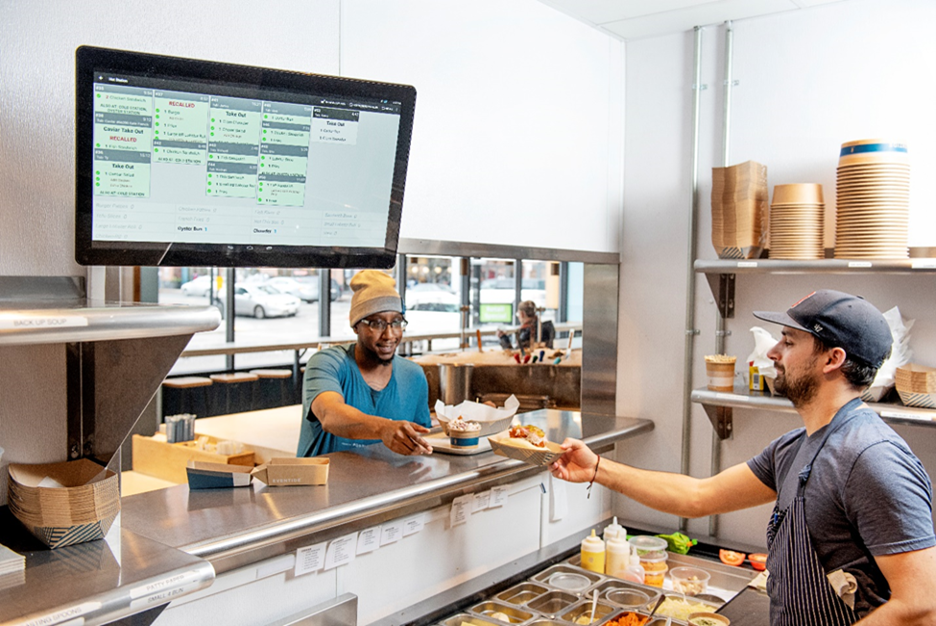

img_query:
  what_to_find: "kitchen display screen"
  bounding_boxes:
[75,46,416,268]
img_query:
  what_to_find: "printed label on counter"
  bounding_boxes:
[0,315,89,330]
[450,494,472,526]
[911,259,936,269]
[380,522,403,546]
[489,486,509,508]
[403,513,426,536]
[294,541,327,576]
[129,570,205,599]
[356,527,380,554]
[19,602,100,626]
[324,533,358,570]
[472,491,491,512]
[847,261,873,268]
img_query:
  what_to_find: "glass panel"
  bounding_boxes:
[404,256,462,352]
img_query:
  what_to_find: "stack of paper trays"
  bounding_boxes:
[0,543,25,576]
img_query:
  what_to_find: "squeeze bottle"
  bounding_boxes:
[603,516,626,543]
[605,534,635,577]
[580,529,605,573]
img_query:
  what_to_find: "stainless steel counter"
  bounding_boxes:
[0,522,214,626]
[121,410,653,573]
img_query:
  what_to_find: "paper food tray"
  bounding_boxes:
[435,395,520,437]
[7,459,119,549]
[488,434,563,466]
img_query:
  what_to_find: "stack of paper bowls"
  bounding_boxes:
[835,139,910,259]
[895,364,936,408]
[768,183,825,259]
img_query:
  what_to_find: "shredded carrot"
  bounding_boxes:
[605,612,648,626]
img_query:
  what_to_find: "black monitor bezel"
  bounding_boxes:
[75,45,415,269]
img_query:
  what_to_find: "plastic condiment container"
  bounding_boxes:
[630,535,668,556]
[605,534,637,578]
[580,529,605,573]
[603,516,625,543]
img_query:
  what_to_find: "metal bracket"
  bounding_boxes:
[702,404,733,440]
[704,273,735,318]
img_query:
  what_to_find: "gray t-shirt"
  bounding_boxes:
[748,399,935,610]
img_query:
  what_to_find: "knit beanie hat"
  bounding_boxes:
[349,270,402,327]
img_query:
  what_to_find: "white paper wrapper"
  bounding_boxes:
[861,306,913,402]
[435,395,520,437]
[747,327,779,392]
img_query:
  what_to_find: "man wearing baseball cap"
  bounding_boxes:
[551,290,936,625]
[297,270,433,457]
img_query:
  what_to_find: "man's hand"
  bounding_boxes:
[550,438,599,483]
[381,420,433,455]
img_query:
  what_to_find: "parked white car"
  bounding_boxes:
[217,284,300,319]
[266,277,318,303]
[180,275,223,297]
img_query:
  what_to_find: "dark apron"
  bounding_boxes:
[765,400,861,626]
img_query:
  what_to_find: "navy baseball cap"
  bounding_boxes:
[753,290,892,368]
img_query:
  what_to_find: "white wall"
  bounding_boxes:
[617,0,936,547]
[0,0,341,277]
[0,0,623,506]
[340,0,625,252]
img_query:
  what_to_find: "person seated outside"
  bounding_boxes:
[498,300,555,350]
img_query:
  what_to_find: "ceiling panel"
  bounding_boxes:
[538,0,850,40]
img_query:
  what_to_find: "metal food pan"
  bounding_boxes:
[469,601,535,625]
[497,582,550,606]
[558,600,616,625]
[527,621,567,626]
[534,564,604,594]
[439,613,507,626]
[526,591,579,618]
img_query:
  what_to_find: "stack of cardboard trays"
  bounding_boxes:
[7,459,119,549]
[712,160,769,259]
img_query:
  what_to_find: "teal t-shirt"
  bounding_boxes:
[297,344,431,457]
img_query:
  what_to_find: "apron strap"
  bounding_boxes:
[797,397,864,497]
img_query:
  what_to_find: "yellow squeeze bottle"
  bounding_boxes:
[580,529,605,573]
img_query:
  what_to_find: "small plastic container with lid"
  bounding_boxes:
[638,549,669,587]
[580,529,605,574]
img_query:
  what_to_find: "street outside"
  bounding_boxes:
[162,287,464,375]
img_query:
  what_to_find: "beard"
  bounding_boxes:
[775,359,820,407]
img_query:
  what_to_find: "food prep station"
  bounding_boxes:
[436,549,759,626]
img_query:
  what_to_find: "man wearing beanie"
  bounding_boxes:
[550,290,936,625]
[297,270,433,457]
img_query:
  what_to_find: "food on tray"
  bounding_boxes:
[574,614,595,625]
[673,575,707,596]
[718,549,746,566]
[509,424,546,447]
[689,616,726,626]
[486,610,511,623]
[654,597,715,621]
[748,553,767,571]
[448,416,481,432]
[604,612,648,626]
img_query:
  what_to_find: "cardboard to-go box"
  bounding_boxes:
[7,459,120,549]
[251,457,329,487]
[132,433,255,484]
[186,461,254,490]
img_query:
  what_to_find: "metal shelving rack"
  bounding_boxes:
[692,258,936,438]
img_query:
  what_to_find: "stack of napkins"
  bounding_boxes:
[0,543,25,587]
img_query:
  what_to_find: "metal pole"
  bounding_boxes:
[678,25,704,533]
[709,19,735,538]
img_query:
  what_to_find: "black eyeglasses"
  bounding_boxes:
[357,318,408,332]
